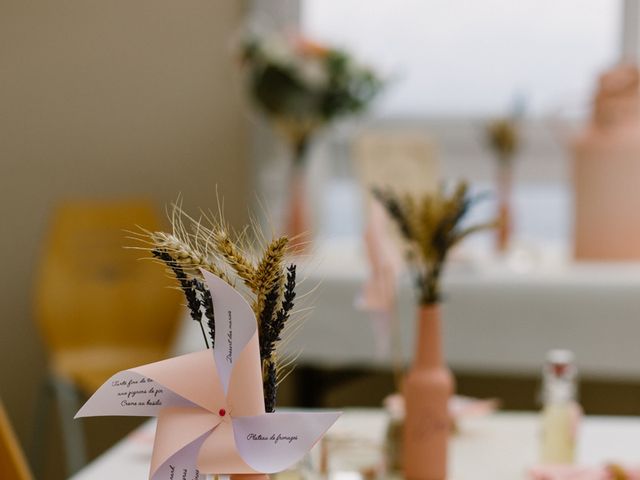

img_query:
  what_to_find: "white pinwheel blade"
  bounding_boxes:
[231,411,341,473]
[75,371,194,418]
[150,407,219,479]
[75,349,225,418]
[227,331,265,417]
[151,430,210,480]
[201,269,258,394]
[197,418,257,474]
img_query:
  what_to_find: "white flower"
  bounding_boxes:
[296,58,328,89]
[261,36,295,68]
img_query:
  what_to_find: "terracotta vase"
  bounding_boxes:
[496,161,513,253]
[282,135,312,253]
[572,128,640,260]
[284,165,310,252]
[403,305,454,480]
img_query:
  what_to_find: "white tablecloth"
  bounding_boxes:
[70,410,640,480]
[174,238,640,379]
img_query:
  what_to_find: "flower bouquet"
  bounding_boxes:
[239,33,383,245]
[486,117,520,253]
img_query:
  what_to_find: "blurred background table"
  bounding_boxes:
[176,236,640,379]
[69,409,640,480]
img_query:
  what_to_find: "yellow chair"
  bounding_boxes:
[0,400,32,480]
[32,200,182,476]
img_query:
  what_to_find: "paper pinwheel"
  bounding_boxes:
[76,269,340,479]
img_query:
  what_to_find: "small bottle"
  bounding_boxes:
[540,349,581,464]
[383,394,405,474]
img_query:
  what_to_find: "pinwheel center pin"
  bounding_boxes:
[218,408,226,417]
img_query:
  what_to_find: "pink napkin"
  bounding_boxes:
[357,202,403,356]
[529,465,640,479]
[359,202,401,312]
[384,393,499,422]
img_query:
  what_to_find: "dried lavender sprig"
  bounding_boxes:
[152,249,209,349]
[273,264,297,339]
[263,360,277,413]
[258,265,296,412]
[194,280,215,348]
[258,282,281,361]
[259,265,296,362]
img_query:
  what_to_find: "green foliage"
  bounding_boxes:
[240,36,383,125]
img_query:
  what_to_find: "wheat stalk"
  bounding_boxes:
[213,231,257,290]
[148,231,229,282]
[252,237,289,317]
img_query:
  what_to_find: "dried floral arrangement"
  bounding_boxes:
[373,182,495,305]
[131,205,301,413]
[486,115,521,252]
[239,32,383,165]
[486,118,519,166]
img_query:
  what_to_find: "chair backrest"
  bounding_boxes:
[353,130,440,201]
[0,400,32,480]
[34,200,182,354]
[353,130,440,270]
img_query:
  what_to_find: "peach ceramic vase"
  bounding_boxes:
[572,64,640,260]
[231,474,269,480]
[496,162,512,253]
[283,135,311,253]
[403,304,454,480]
[284,165,310,252]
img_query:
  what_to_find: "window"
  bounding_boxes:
[302,0,622,118]
[248,1,626,247]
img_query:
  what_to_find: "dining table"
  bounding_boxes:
[70,409,640,480]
